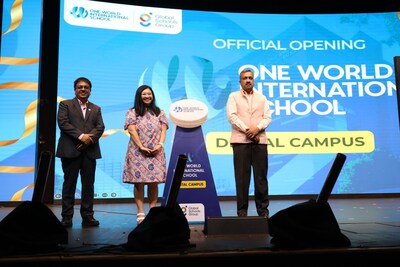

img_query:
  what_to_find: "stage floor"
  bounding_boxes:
[0,197,399,266]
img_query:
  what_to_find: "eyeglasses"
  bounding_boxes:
[76,85,90,89]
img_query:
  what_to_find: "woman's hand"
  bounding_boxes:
[149,144,163,155]
[140,146,152,156]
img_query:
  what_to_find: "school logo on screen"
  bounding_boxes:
[70,6,89,19]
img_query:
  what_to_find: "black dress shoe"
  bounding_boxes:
[61,218,72,228]
[82,215,100,227]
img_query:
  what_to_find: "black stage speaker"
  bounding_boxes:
[204,216,268,236]
[268,153,350,249]
[126,203,191,251]
[0,201,68,256]
[0,151,68,256]
[126,154,192,251]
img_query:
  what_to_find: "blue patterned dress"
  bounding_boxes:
[122,109,168,184]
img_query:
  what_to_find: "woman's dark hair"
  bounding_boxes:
[133,85,161,116]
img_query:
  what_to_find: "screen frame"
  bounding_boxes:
[37,0,400,203]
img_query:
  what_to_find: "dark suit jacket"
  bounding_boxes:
[56,97,105,159]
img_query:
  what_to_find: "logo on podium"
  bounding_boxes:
[162,99,222,221]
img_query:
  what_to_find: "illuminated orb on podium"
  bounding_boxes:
[169,99,208,128]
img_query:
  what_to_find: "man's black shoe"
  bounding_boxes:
[61,218,72,228]
[259,211,269,218]
[82,215,100,227]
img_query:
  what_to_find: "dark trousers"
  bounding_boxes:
[232,143,269,216]
[61,153,96,219]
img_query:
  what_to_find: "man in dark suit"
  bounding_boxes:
[56,77,105,228]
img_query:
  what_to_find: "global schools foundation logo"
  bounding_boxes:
[70,6,89,19]
[139,12,152,27]
[181,205,188,216]
[179,203,205,222]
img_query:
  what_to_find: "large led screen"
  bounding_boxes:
[1,0,399,202]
